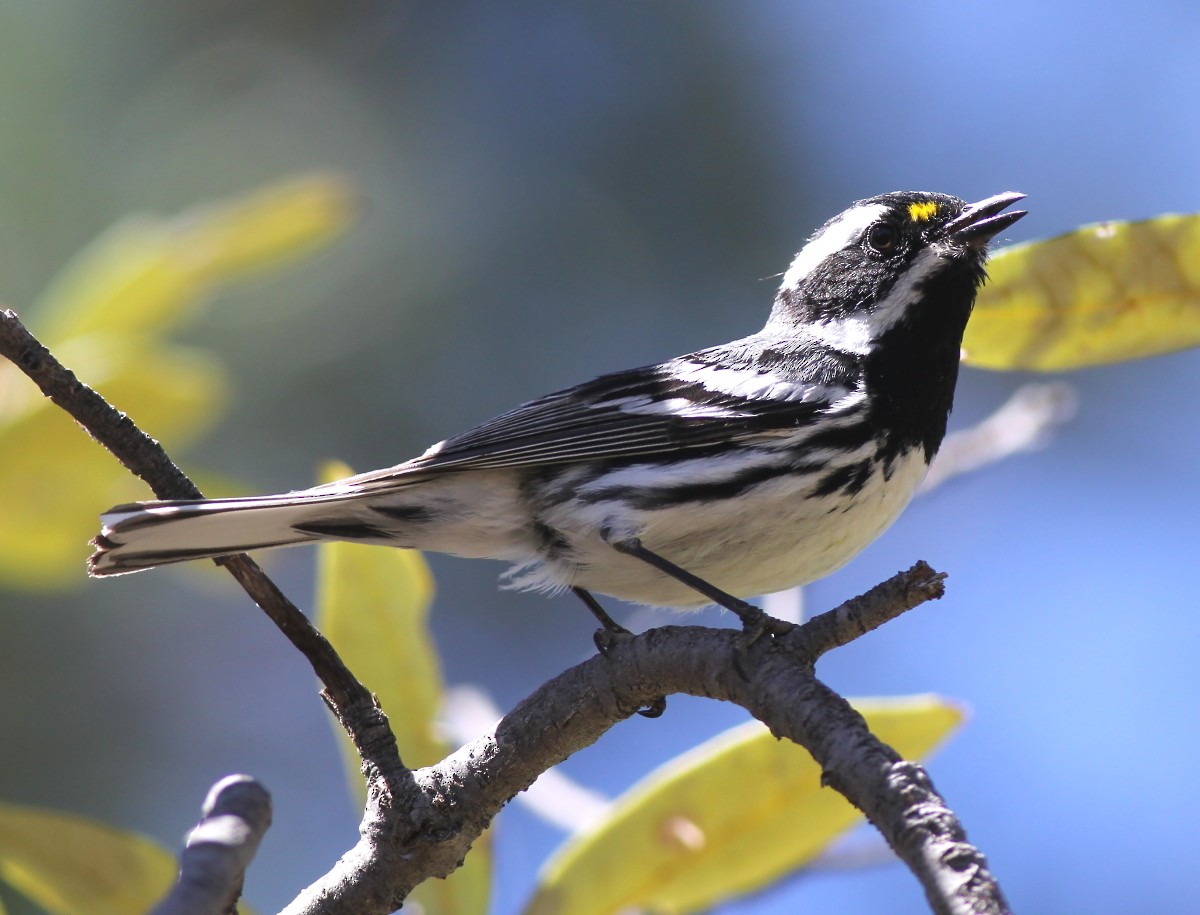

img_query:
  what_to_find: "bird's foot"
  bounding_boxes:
[574,587,667,718]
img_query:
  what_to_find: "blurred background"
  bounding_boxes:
[2,2,1200,913]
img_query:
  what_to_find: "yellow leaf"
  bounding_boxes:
[408,830,494,915]
[524,695,965,915]
[0,803,177,915]
[0,174,354,591]
[0,341,226,589]
[316,538,447,779]
[314,462,445,776]
[966,213,1200,370]
[34,172,358,341]
[313,462,493,915]
[178,172,359,284]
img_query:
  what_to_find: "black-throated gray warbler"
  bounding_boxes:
[90,191,1026,627]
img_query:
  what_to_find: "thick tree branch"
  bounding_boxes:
[287,588,1005,915]
[150,776,273,915]
[0,308,1009,915]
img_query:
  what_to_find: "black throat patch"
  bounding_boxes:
[864,263,983,464]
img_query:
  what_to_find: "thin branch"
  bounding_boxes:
[0,308,396,767]
[150,775,273,915]
[0,311,204,497]
[0,308,1009,915]
[780,560,947,660]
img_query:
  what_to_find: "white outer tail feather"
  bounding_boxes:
[90,491,363,576]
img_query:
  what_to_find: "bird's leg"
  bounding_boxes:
[607,537,768,631]
[572,586,666,718]
[573,586,630,637]
[607,537,791,679]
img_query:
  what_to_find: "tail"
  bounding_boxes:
[89,490,383,577]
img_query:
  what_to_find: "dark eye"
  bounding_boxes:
[866,222,900,255]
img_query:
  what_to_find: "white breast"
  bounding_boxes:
[509,445,931,608]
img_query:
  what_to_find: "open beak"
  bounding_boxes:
[943,191,1027,248]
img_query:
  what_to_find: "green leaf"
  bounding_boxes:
[966,212,1200,370]
[0,803,177,915]
[313,462,492,915]
[523,695,965,915]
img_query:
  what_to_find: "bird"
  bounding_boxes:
[90,190,1026,633]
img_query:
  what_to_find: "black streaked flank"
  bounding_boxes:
[532,521,573,561]
[610,457,797,510]
[801,417,875,453]
[812,460,875,499]
[573,453,834,511]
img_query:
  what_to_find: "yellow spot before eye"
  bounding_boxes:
[908,201,939,222]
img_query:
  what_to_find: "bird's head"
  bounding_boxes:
[769,191,1026,354]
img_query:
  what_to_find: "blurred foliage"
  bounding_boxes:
[524,696,963,915]
[968,212,1200,370]
[0,174,355,590]
[0,803,178,915]
[314,470,492,915]
[33,173,357,343]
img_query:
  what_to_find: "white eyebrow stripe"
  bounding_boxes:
[780,203,888,291]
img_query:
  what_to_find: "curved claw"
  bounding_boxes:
[593,625,631,656]
[637,696,668,718]
[591,625,668,718]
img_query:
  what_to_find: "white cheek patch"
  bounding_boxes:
[868,246,942,328]
[780,203,888,291]
[796,246,945,355]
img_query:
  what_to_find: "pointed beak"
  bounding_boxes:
[942,191,1027,248]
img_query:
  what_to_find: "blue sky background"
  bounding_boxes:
[2,3,1199,913]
